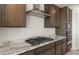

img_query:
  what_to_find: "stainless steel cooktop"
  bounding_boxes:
[25,37,54,45]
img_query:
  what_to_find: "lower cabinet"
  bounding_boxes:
[55,40,62,55]
[38,47,55,55]
[35,43,55,55]
[62,39,67,54]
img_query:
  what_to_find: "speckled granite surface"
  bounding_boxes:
[0,36,66,55]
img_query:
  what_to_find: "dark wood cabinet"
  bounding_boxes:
[19,42,55,55]
[44,4,60,28]
[44,4,56,28]
[55,39,67,55]
[56,7,72,53]
[56,7,67,36]
[55,6,61,27]
[62,39,67,54]
[0,4,26,27]
[55,40,62,55]
[0,5,5,27]
[0,5,2,26]
[56,7,72,38]
[38,46,55,55]
[35,42,55,55]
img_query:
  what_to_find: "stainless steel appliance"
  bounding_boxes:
[25,37,54,45]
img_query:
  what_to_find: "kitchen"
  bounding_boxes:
[0,4,76,55]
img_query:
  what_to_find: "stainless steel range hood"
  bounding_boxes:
[26,4,50,17]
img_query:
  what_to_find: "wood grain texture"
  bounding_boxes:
[38,46,55,55]
[56,7,72,36]
[0,5,2,26]
[62,39,67,54]
[44,4,61,28]
[44,4,56,28]
[4,4,26,27]
[56,7,67,36]
[55,6,61,27]
[35,42,55,54]
[55,40,62,55]
[0,4,5,26]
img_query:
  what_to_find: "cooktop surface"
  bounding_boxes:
[25,37,54,45]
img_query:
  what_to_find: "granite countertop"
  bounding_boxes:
[0,36,66,55]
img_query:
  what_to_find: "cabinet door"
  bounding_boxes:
[62,39,67,54]
[0,4,5,26]
[44,4,61,28]
[56,7,67,36]
[44,4,51,27]
[4,4,26,27]
[56,6,61,27]
[0,5,2,26]
[35,42,55,54]
[38,46,55,55]
[50,5,56,27]
[55,40,62,55]
[44,4,56,28]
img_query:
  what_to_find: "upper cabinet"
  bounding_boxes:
[0,4,26,27]
[0,5,2,26]
[56,6,61,27]
[44,4,61,28]
[56,7,72,36]
[0,5,5,27]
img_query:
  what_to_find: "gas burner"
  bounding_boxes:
[25,37,54,45]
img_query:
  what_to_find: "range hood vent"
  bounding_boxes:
[26,4,50,18]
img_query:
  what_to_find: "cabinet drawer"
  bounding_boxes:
[35,42,55,54]
[38,46,55,55]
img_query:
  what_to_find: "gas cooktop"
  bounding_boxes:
[25,37,54,45]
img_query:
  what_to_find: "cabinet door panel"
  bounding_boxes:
[38,47,55,55]
[50,5,56,27]
[56,44,62,55]
[56,6,61,27]
[0,5,2,26]
[44,4,51,28]
[35,42,55,54]
[0,4,5,26]
[44,4,61,28]
[56,40,62,55]
[4,4,26,27]
[44,4,56,28]
[62,39,67,54]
